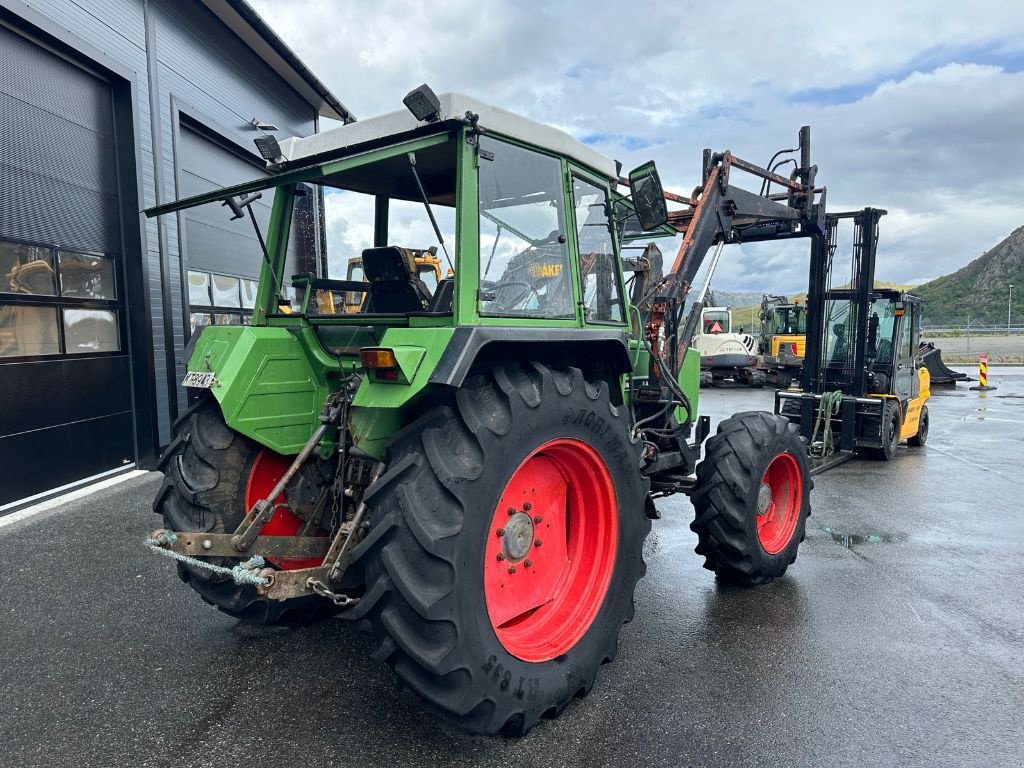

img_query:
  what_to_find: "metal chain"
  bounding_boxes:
[306,578,359,607]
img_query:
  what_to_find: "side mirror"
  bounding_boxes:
[628,161,669,231]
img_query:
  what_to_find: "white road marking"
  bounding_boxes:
[0,470,150,531]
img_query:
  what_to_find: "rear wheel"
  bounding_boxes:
[908,405,929,446]
[152,397,334,624]
[691,412,811,584]
[356,363,649,734]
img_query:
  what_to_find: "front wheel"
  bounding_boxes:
[356,363,649,735]
[866,401,901,460]
[691,412,812,584]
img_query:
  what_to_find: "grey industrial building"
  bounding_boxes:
[0,0,349,507]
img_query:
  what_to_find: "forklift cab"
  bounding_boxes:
[824,290,924,402]
[864,292,924,402]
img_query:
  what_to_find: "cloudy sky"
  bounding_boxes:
[252,0,1024,293]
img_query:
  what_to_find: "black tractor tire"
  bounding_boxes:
[908,405,929,446]
[691,411,811,585]
[152,396,334,625]
[774,371,793,389]
[866,401,901,460]
[699,370,713,388]
[354,363,650,735]
[749,370,767,388]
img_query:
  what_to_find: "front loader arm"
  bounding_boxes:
[643,128,826,384]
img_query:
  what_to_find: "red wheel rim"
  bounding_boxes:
[755,452,803,555]
[244,449,326,570]
[483,438,618,663]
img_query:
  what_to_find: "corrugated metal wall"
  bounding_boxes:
[0,0,320,503]
[6,0,318,447]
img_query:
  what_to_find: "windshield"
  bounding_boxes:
[702,310,731,334]
[866,297,898,364]
[770,306,807,335]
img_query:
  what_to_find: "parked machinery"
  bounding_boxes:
[145,88,828,734]
[754,294,807,388]
[694,304,759,387]
[776,208,930,471]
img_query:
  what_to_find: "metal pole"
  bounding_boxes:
[1009,284,1014,332]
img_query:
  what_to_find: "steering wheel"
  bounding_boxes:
[488,280,537,309]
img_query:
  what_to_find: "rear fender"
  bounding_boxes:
[185,325,340,455]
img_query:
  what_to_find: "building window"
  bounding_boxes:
[0,238,120,359]
[187,269,255,334]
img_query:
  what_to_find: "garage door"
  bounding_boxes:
[178,124,317,334]
[0,25,133,506]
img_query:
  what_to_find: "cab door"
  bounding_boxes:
[894,301,919,402]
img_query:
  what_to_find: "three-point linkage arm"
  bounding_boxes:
[642,126,827,385]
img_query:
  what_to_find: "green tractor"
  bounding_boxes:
[147,87,824,734]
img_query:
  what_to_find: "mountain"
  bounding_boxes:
[915,226,1024,326]
[684,290,788,310]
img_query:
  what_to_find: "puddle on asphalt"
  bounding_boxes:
[823,527,901,548]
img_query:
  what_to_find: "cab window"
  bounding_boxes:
[703,310,730,334]
[572,176,623,323]
[478,137,573,318]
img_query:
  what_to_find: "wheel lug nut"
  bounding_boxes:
[534,539,542,547]
[496,528,505,537]
[507,507,516,516]
[507,565,516,574]
[524,559,533,568]
[496,553,505,561]
[534,515,542,524]
[523,502,532,511]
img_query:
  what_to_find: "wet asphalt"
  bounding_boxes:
[1,368,1022,768]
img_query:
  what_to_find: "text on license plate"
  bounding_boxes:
[182,371,216,388]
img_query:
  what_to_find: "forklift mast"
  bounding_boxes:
[801,207,886,397]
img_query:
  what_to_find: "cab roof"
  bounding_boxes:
[278,92,618,181]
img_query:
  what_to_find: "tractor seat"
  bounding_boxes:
[361,247,432,313]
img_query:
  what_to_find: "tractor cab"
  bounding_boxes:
[145,89,650,456]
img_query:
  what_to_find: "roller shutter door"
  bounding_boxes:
[0,25,133,506]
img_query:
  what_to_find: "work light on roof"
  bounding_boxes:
[254,134,284,163]
[403,84,442,123]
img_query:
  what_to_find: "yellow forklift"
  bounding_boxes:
[776,208,929,471]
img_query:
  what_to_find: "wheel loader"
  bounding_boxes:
[145,86,828,735]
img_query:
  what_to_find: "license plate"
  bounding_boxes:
[182,371,216,389]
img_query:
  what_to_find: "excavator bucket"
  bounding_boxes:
[920,342,971,386]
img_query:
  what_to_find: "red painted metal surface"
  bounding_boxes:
[483,438,619,663]
[244,449,326,570]
[756,452,803,555]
